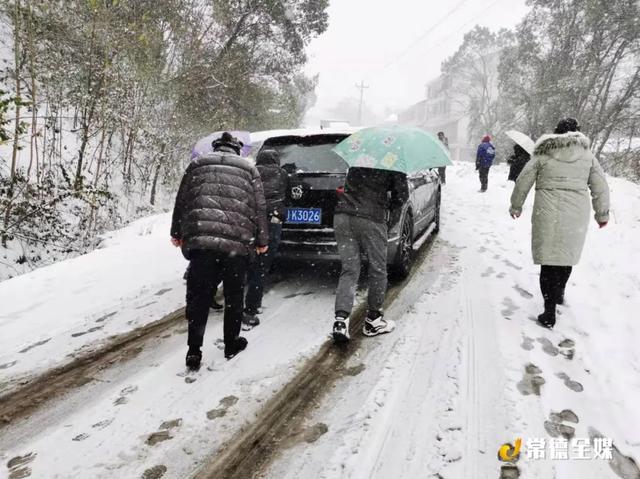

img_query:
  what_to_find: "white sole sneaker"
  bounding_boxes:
[363,317,396,337]
[332,318,350,343]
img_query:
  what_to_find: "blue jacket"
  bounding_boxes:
[476,142,496,168]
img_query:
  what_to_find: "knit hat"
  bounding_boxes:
[212,132,243,155]
[482,135,492,143]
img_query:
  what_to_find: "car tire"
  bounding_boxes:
[390,213,414,279]
[433,189,441,234]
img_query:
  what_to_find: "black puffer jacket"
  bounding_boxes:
[335,167,409,224]
[255,149,288,219]
[171,148,269,258]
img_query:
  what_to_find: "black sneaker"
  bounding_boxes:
[185,348,202,371]
[225,337,248,360]
[242,312,260,330]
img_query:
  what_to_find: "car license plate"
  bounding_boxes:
[286,207,322,225]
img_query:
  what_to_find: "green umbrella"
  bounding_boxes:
[333,126,452,174]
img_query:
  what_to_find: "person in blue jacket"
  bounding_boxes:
[476,135,496,192]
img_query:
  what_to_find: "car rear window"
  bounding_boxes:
[262,135,348,174]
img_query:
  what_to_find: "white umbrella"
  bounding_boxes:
[505,130,535,155]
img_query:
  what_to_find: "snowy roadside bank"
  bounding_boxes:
[0,213,187,396]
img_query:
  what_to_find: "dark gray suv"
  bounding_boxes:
[259,130,442,277]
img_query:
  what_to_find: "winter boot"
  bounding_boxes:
[537,301,556,329]
[185,347,202,371]
[363,311,396,337]
[332,314,350,343]
[242,311,260,330]
[224,337,248,360]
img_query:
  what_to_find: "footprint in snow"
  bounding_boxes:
[7,452,36,479]
[145,419,182,447]
[341,363,366,377]
[588,427,640,479]
[154,288,172,296]
[481,267,495,278]
[114,385,138,406]
[517,363,545,396]
[521,336,535,351]
[558,339,576,360]
[91,418,114,429]
[71,325,104,338]
[72,433,89,442]
[556,372,584,392]
[136,301,157,310]
[503,259,523,271]
[95,311,117,323]
[19,338,52,353]
[0,360,17,370]
[537,337,559,357]
[500,465,521,479]
[501,297,519,320]
[142,465,168,479]
[544,409,578,440]
[206,396,239,420]
[513,285,534,299]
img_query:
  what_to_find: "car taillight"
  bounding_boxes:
[336,186,345,194]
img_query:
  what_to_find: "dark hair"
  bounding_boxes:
[437,131,445,136]
[554,118,580,134]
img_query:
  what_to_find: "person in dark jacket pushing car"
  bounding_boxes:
[243,149,288,328]
[171,132,269,370]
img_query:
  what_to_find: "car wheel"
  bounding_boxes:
[391,213,414,279]
[433,189,441,234]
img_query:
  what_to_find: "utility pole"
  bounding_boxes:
[355,81,369,126]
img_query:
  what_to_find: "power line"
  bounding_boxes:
[380,0,473,71]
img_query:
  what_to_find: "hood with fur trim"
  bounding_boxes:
[533,131,591,163]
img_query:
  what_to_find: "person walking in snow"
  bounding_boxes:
[476,135,496,192]
[510,118,610,329]
[171,132,269,369]
[507,144,531,182]
[437,131,449,184]
[332,167,409,342]
[243,149,288,328]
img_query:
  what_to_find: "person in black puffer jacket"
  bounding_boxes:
[171,132,269,369]
[243,149,288,327]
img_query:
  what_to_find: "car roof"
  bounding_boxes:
[250,127,361,144]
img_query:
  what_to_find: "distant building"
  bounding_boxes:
[320,119,350,129]
[400,52,500,162]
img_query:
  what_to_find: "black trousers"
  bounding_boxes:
[478,166,490,190]
[245,222,282,314]
[186,250,248,348]
[539,265,572,308]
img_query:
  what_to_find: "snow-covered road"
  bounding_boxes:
[1,162,639,479]
[265,163,640,479]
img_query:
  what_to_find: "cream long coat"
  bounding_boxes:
[510,132,610,266]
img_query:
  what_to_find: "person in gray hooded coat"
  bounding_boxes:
[510,118,610,328]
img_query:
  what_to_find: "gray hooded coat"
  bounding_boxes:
[510,131,610,266]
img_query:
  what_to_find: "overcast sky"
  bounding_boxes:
[303,0,530,126]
